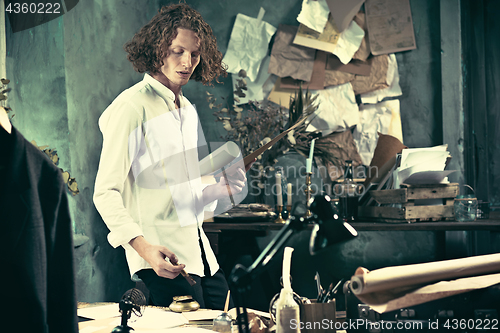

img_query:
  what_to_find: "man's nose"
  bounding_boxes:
[181,53,192,67]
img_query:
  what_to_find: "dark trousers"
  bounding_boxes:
[137,268,234,310]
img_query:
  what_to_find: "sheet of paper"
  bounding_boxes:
[353,99,402,165]
[128,308,188,330]
[365,0,417,55]
[182,309,222,321]
[77,303,120,320]
[278,50,328,90]
[297,0,330,33]
[293,14,365,64]
[268,24,316,81]
[403,170,456,185]
[360,54,402,104]
[305,82,359,136]
[326,0,366,32]
[266,77,297,106]
[232,55,271,105]
[222,11,276,81]
[400,145,449,169]
[352,11,371,61]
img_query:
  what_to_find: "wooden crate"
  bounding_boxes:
[359,183,459,223]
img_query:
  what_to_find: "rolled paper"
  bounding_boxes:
[287,183,292,206]
[309,138,316,160]
[306,158,312,173]
[276,173,283,206]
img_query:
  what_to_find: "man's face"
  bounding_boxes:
[156,28,201,92]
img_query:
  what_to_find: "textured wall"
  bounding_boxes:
[5,0,445,303]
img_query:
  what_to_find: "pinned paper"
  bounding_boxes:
[353,99,402,165]
[305,82,359,136]
[297,0,330,33]
[365,0,417,55]
[268,24,316,82]
[222,9,276,82]
[326,0,365,32]
[293,13,365,64]
[351,54,390,95]
[278,50,328,90]
[360,54,402,104]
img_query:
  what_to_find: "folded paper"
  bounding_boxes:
[297,0,330,34]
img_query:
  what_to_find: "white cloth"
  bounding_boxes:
[93,74,219,279]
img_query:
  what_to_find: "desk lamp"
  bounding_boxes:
[229,194,358,333]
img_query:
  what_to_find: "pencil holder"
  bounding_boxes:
[299,299,336,333]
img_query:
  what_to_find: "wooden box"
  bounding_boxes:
[359,183,459,223]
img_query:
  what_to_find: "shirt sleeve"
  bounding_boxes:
[93,99,144,250]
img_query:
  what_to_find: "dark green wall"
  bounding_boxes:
[5,0,449,303]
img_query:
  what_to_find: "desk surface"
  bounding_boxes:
[204,216,500,232]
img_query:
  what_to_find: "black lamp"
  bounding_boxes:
[228,194,358,333]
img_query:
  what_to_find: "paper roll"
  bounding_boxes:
[350,253,500,296]
[199,141,241,176]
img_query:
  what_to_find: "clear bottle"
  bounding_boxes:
[339,160,358,222]
[276,247,300,333]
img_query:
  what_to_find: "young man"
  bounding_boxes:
[94,3,248,309]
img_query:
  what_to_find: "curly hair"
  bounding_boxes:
[124,3,227,86]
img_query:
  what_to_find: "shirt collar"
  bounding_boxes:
[143,73,181,104]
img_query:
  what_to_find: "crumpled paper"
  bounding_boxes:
[268,24,316,82]
[351,54,390,95]
[305,82,359,136]
[360,54,402,104]
[297,0,330,33]
[222,11,276,82]
[353,99,403,165]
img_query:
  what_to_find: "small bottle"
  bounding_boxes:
[340,160,358,222]
[276,247,300,333]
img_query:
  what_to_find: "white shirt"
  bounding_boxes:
[93,73,219,279]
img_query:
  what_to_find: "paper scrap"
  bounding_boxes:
[360,54,402,104]
[352,11,371,61]
[182,309,223,321]
[297,0,330,33]
[353,99,402,165]
[305,82,359,136]
[293,14,365,65]
[268,24,316,82]
[351,54,390,95]
[326,0,366,32]
[365,0,417,55]
[278,50,328,90]
[326,54,371,76]
[222,12,276,82]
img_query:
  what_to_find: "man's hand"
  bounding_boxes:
[129,236,185,279]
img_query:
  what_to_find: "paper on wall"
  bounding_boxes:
[352,11,371,61]
[326,0,365,32]
[268,24,316,82]
[232,55,271,105]
[222,10,276,82]
[296,0,330,34]
[305,82,359,136]
[360,54,402,104]
[351,54,390,95]
[277,50,328,90]
[353,99,402,165]
[365,0,417,55]
[293,14,365,65]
